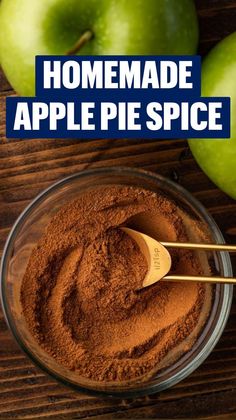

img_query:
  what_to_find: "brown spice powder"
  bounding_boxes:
[21,186,212,382]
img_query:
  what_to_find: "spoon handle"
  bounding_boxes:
[161,242,236,252]
[164,275,236,284]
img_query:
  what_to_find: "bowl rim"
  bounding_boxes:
[0,166,233,398]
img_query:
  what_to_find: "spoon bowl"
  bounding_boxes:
[122,227,172,287]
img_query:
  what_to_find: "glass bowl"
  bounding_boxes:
[0,167,233,398]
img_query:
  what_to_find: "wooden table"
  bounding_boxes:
[0,0,236,418]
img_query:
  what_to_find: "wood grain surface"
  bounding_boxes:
[0,0,236,418]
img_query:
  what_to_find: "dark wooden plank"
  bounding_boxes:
[0,66,12,93]
[196,0,236,54]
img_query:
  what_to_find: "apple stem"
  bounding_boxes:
[66,30,93,55]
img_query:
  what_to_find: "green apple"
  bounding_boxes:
[0,0,198,96]
[189,32,236,199]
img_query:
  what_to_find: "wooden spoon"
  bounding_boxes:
[122,227,236,288]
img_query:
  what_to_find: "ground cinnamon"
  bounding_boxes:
[21,186,212,382]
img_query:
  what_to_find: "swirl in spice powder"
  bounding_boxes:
[21,186,212,382]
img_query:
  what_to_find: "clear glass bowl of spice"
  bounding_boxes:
[0,167,233,397]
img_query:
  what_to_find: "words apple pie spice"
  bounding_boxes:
[21,186,212,382]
